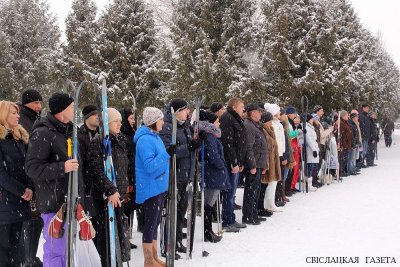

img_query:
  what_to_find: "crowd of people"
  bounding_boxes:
[0,88,396,267]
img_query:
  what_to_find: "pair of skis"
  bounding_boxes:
[64,80,87,267]
[94,79,124,267]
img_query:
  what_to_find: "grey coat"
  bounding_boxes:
[244,118,268,169]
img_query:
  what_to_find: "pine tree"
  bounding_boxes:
[0,29,15,100]
[0,0,61,101]
[96,0,160,109]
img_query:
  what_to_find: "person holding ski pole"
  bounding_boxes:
[135,107,172,267]
[0,101,32,267]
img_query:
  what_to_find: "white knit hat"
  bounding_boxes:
[107,108,122,123]
[264,103,280,116]
[143,107,164,126]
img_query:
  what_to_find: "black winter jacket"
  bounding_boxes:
[19,106,41,134]
[219,107,247,169]
[25,113,82,214]
[159,111,193,184]
[348,120,360,148]
[0,125,31,224]
[359,110,372,141]
[88,134,130,199]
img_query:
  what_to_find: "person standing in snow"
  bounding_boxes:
[25,92,96,266]
[285,107,301,194]
[348,111,361,175]
[335,111,353,177]
[0,101,33,267]
[198,110,227,242]
[18,89,44,267]
[304,114,319,192]
[134,107,171,267]
[382,116,395,147]
[366,111,379,167]
[219,97,248,232]
[264,103,287,205]
[87,108,132,265]
[241,104,268,225]
[159,98,201,254]
[260,112,283,212]
[358,104,372,168]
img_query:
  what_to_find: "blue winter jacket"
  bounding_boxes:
[134,126,170,204]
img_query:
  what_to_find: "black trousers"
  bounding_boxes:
[242,168,262,220]
[176,182,188,244]
[258,183,268,211]
[366,141,377,165]
[0,221,23,267]
[19,217,43,264]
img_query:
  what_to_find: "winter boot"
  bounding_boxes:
[282,183,290,202]
[152,240,166,266]
[265,181,283,212]
[76,203,96,240]
[48,203,66,238]
[204,206,222,243]
[143,243,164,267]
[307,178,317,192]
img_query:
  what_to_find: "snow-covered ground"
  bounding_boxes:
[39,130,400,266]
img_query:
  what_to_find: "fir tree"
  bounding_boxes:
[0,0,61,101]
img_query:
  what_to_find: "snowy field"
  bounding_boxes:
[39,130,400,266]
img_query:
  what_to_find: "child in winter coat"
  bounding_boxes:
[0,101,32,266]
[134,107,170,267]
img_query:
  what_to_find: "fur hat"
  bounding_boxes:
[107,108,122,123]
[143,107,164,126]
[22,89,43,105]
[264,103,280,116]
[199,110,218,123]
[49,92,74,115]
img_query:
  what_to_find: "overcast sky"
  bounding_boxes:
[48,0,400,68]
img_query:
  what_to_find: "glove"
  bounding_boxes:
[313,151,318,158]
[189,139,202,151]
[166,145,177,156]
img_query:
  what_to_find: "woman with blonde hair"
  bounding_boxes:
[0,101,33,266]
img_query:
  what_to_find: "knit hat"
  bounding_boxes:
[22,89,43,105]
[210,102,224,113]
[199,110,218,123]
[82,105,97,121]
[286,106,297,115]
[306,114,314,122]
[313,105,323,113]
[170,98,188,112]
[362,103,370,108]
[350,109,359,115]
[49,92,74,115]
[260,112,273,123]
[107,108,122,123]
[143,107,164,126]
[264,103,280,116]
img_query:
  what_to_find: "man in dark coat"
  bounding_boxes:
[366,112,379,167]
[18,89,44,266]
[159,98,200,254]
[77,105,99,222]
[382,117,395,147]
[358,104,372,167]
[25,92,80,266]
[348,113,361,175]
[219,97,247,232]
[19,89,43,133]
[242,104,268,225]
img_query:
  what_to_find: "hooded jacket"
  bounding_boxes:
[199,121,229,190]
[134,126,170,204]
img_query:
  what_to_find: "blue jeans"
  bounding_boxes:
[222,172,239,227]
[347,148,357,174]
[360,139,369,164]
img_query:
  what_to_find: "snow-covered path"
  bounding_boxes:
[38,131,400,266]
[130,131,400,267]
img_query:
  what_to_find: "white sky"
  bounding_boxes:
[48,0,400,68]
